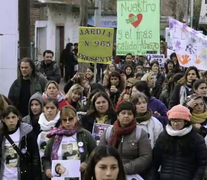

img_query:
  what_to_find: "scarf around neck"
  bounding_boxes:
[109,119,137,148]
[191,111,207,124]
[166,124,192,137]
[38,111,60,131]
[47,125,78,160]
[135,109,152,123]
[42,92,65,102]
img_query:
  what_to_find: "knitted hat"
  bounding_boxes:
[167,105,191,121]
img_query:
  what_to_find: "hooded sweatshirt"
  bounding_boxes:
[22,92,43,138]
[37,111,60,158]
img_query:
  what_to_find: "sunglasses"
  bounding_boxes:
[61,117,75,122]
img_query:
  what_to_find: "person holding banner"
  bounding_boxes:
[169,66,200,108]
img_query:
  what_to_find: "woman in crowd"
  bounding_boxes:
[116,78,137,110]
[43,81,70,110]
[84,146,127,180]
[22,92,43,138]
[0,105,42,180]
[80,92,116,133]
[147,105,207,180]
[141,72,157,93]
[99,101,152,179]
[186,95,207,138]
[105,71,125,106]
[64,72,89,95]
[131,81,168,126]
[37,98,60,158]
[85,66,95,83]
[135,65,144,77]
[149,61,165,98]
[42,105,96,179]
[169,66,200,108]
[191,79,207,104]
[123,65,134,80]
[131,93,163,148]
[65,84,83,111]
[165,59,175,75]
[103,63,117,86]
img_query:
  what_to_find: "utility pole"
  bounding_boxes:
[19,0,31,59]
[190,0,194,27]
[93,0,102,82]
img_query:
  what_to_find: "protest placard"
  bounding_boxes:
[116,0,160,55]
[78,27,114,64]
[169,18,207,70]
[146,54,166,67]
[92,123,111,145]
[52,160,80,180]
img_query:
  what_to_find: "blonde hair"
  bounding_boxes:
[65,84,83,103]
[141,72,156,82]
[45,81,59,91]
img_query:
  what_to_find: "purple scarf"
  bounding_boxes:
[47,126,78,160]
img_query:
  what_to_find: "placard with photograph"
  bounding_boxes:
[51,160,81,180]
[92,123,111,145]
[61,142,79,160]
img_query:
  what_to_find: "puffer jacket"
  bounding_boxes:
[147,130,207,180]
[99,126,152,175]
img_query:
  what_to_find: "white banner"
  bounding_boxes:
[169,18,207,70]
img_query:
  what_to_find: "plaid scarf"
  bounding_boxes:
[47,125,78,160]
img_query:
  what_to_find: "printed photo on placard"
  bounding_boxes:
[51,160,81,179]
[62,142,79,160]
[92,123,111,145]
[40,132,49,152]
[5,146,18,168]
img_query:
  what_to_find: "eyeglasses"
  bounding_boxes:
[171,120,184,123]
[61,117,74,122]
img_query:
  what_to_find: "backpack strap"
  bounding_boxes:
[105,125,113,143]
[135,125,142,142]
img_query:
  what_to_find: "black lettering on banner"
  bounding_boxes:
[78,53,113,63]
[85,41,91,46]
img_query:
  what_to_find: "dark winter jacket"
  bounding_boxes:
[80,112,117,133]
[147,130,207,180]
[148,97,168,126]
[42,127,96,180]
[159,89,170,108]
[153,72,165,99]
[37,61,61,83]
[22,92,43,138]
[8,74,47,111]
[0,123,42,180]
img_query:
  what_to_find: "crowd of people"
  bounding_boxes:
[1,44,207,180]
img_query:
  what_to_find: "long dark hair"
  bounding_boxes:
[84,146,127,180]
[1,105,21,134]
[132,81,151,99]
